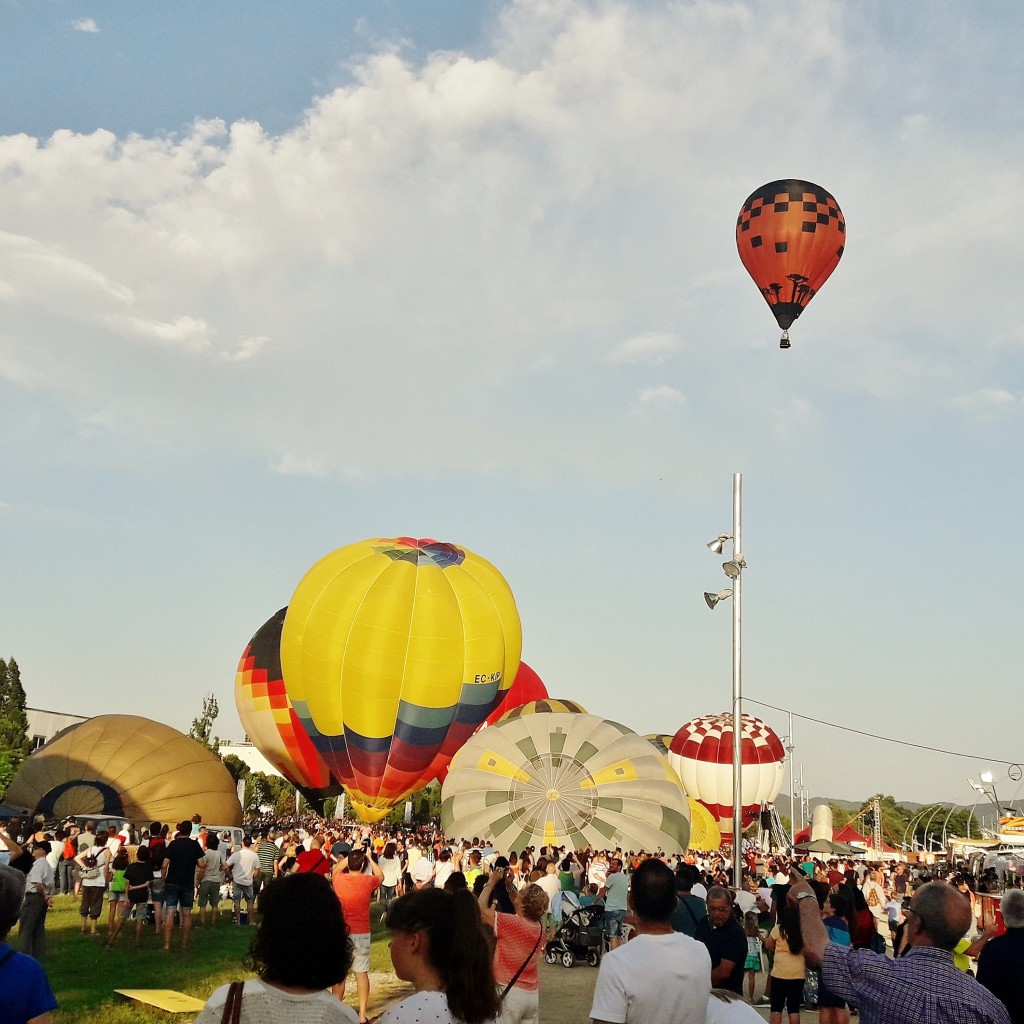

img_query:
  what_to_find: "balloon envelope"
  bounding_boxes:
[436,661,549,785]
[687,798,723,852]
[5,715,241,825]
[644,734,673,758]
[484,661,548,726]
[234,607,340,801]
[667,713,785,843]
[441,712,690,853]
[736,179,845,344]
[280,537,522,822]
[496,697,587,723]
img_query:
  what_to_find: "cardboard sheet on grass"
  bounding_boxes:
[116,990,207,1013]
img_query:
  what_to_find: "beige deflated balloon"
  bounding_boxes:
[5,714,241,825]
[441,712,690,854]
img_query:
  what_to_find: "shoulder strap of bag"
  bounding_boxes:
[221,981,244,1024]
[681,895,700,927]
[500,923,544,1001]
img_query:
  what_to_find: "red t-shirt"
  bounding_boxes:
[332,872,381,935]
[493,913,545,992]
[295,849,331,876]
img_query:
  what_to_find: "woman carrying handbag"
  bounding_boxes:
[194,873,358,1024]
[479,869,549,1024]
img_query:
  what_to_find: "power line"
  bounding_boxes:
[745,697,1021,768]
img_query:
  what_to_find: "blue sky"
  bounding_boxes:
[2,0,1023,815]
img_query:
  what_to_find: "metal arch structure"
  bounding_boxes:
[923,804,946,850]
[903,803,942,852]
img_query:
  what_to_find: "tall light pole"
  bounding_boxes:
[731,473,743,886]
[705,472,746,888]
[787,711,795,850]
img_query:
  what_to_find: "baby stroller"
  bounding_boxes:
[544,902,605,968]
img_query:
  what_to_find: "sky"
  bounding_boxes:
[2,0,1023,818]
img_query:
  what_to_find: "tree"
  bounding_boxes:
[0,657,31,797]
[189,693,221,754]
[244,772,275,812]
[222,754,251,784]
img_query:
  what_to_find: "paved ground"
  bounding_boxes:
[371,944,824,1022]
[536,958,823,1023]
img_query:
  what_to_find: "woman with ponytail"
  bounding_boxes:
[382,888,500,1024]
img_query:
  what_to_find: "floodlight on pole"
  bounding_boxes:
[722,558,746,580]
[703,473,745,889]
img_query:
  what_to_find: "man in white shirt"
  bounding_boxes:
[226,836,261,925]
[591,858,711,1024]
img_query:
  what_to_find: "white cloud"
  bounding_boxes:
[110,314,215,352]
[272,454,330,478]
[218,335,270,363]
[638,385,684,404]
[948,387,1021,420]
[606,331,681,365]
[0,1,1020,483]
[71,18,99,33]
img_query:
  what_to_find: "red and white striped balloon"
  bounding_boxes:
[667,713,785,842]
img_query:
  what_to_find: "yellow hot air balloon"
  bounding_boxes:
[5,715,241,825]
[687,798,722,852]
[280,537,521,822]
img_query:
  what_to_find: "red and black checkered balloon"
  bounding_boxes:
[736,179,845,346]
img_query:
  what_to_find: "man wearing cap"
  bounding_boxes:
[19,842,55,960]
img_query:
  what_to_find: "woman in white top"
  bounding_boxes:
[382,888,500,1024]
[195,873,358,1024]
[74,836,111,936]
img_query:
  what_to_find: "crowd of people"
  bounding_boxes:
[1,811,1022,1024]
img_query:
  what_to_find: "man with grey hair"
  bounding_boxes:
[0,863,58,1022]
[788,867,1010,1024]
[977,888,1024,1023]
[695,885,747,994]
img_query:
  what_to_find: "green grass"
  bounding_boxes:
[37,895,407,1023]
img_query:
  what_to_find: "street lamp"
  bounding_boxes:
[970,773,1004,821]
[704,472,745,888]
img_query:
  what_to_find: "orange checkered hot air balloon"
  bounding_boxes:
[736,179,846,349]
[235,608,342,806]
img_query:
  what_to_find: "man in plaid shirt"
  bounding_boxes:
[790,869,1010,1024]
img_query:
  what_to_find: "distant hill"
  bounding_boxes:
[809,796,931,812]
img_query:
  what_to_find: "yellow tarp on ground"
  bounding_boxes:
[115,990,207,1012]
